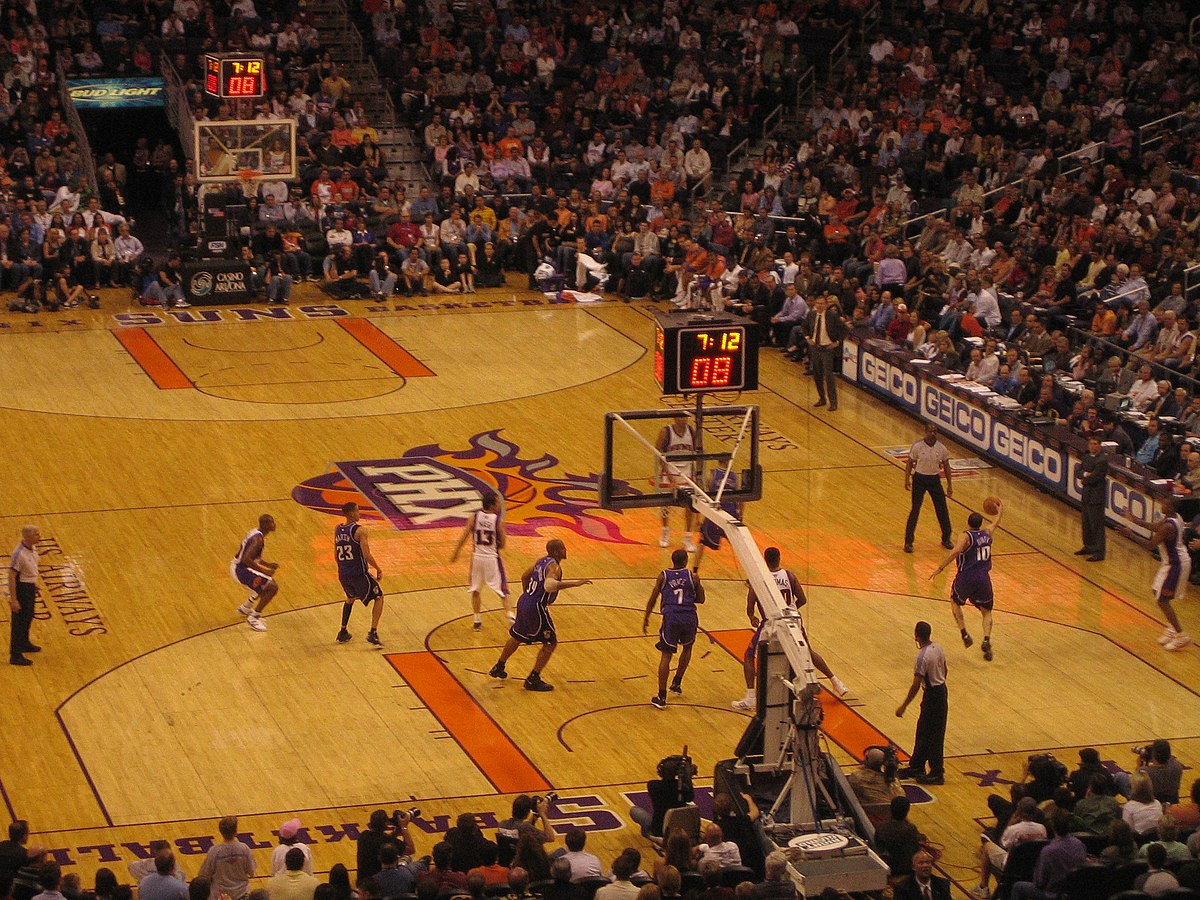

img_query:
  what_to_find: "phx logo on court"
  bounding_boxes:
[292,430,638,543]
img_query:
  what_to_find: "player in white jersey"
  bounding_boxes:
[732,547,847,708]
[231,514,279,632]
[656,414,697,551]
[451,490,510,630]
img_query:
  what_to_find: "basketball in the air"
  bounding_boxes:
[983,496,1001,516]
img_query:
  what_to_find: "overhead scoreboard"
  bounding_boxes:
[204,53,266,99]
[653,312,760,394]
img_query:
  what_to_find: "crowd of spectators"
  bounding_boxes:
[304,0,1200,314]
[3,749,1198,900]
[938,743,1200,899]
[0,0,157,312]
[0,795,785,900]
[10,0,1199,314]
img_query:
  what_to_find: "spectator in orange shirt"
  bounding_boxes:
[334,172,360,202]
[329,114,356,148]
[497,128,524,158]
[467,843,510,887]
[1091,302,1118,337]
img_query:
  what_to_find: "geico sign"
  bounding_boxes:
[922,387,990,449]
[1107,480,1152,521]
[860,352,918,407]
[992,421,1065,485]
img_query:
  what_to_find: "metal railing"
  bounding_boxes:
[724,137,750,176]
[794,65,816,114]
[827,29,850,78]
[327,0,400,127]
[859,1,881,46]
[55,57,97,193]
[897,139,1105,240]
[1138,110,1199,156]
[1186,263,1200,304]
[1069,326,1200,397]
[760,104,783,141]
[160,52,196,161]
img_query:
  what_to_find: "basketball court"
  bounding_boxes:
[1,285,1197,896]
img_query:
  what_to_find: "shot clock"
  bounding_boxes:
[204,53,267,99]
[653,313,759,394]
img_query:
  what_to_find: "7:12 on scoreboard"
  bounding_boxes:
[677,325,755,392]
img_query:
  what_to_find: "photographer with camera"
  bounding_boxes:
[496,795,556,867]
[1116,740,1184,805]
[1022,754,1068,803]
[356,809,416,882]
[848,747,904,809]
[1068,748,1113,802]
[629,753,696,839]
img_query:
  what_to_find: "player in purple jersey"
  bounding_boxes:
[488,539,592,691]
[1132,495,1193,651]
[931,501,1002,661]
[334,502,385,646]
[232,514,279,632]
[643,548,707,709]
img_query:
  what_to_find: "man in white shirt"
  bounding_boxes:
[1129,364,1160,411]
[560,829,603,882]
[869,36,895,63]
[697,823,742,867]
[594,854,639,900]
[325,219,352,250]
[683,139,711,190]
[973,797,1047,899]
[973,277,1002,329]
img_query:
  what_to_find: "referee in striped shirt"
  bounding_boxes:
[904,423,954,553]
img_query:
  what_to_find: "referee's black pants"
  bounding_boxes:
[905,473,951,545]
[910,682,947,778]
[10,582,35,660]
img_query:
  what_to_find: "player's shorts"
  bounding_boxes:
[657,610,698,653]
[509,598,556,645]
[700,519,725,550]
[745,620,767,659]
[656,466,696,490]
[746,617,809,659]
[1152,555,1191,602]
[340,573,383,605]
[468,554,508,597]
[230,560,273,595]
[951,573,994,610]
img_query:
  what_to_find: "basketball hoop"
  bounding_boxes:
[237,168,259,183]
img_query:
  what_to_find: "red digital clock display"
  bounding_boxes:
[204,54,266,99]
[677,326,746,391]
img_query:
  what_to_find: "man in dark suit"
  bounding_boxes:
[1077,435,1108,562]
[1001,308,1026,344]
[805,295,848,410]
[893,850,951,900]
